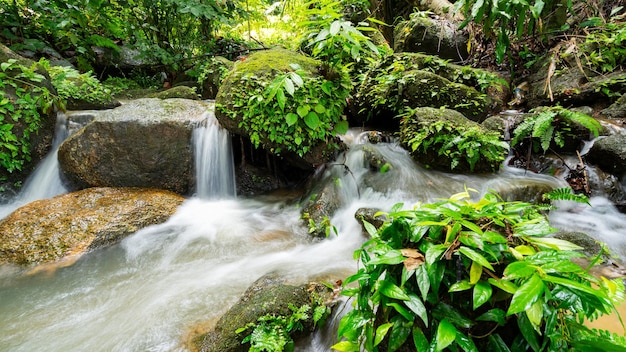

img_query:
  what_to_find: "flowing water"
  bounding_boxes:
[1,126,625,351]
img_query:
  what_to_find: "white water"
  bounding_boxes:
[193,110,236,199]
[1,129,625,351]
[0,112,69,218]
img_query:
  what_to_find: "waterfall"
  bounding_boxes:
[0,112,69,218]
[192,109,236,199]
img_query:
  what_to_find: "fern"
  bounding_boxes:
[561,108,603,138]
[543,187,591,205]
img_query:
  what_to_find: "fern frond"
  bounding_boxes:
[543,187,591,205]
[560,109,603,138]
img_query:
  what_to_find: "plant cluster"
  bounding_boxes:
[511,106,602,154]
[236,302,330,352]
[333,189,625,352]
[579,15,626,73]
[219,60,351,157]
[400,108,509,172]
[44,64,115,106]
[0,59,58,176]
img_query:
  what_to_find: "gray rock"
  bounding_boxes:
[587,134,626,175]
[58,98,211,194]
[394,15,469,61]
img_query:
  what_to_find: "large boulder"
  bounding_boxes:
[215,48,349,170]
[0,44,58,194]
[0,187,184,266]
[394,15,469,61]
[351,53,508,127]
[587,134,626,176]
[193,274,333,352]
[58,98,211,194]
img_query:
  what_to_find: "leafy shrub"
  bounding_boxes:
[511,106,602,154]
[400,108,509,172]
[42,65,115,107]
[333,190,625,352]
[217,50,352,157]
[0,59,58,175]
[579,17,626,73]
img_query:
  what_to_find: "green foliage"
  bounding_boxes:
[333,189,625,351]
[43,64,115,105]
[400,108,509,172]
[0,59,58,176]
[237,302,330,352]
[299,0,382,68]
[454,0,568,64]
[511,106,602,153]
[579,16,626,73]
[220,60,351,157]
[543,187,591,205]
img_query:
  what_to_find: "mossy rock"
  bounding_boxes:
[0,187,183,266]
[193,274,332,352]
[399,107,507,173]
[352,53,507,127]
[394,15,469,60]
[215,48,348,169]
[147,86,200,100]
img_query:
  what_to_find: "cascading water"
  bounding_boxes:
[192,108,236,199]
[1,129,625,351]
[0,112,69,218]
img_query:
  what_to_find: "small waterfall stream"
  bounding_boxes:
[1,128,625,351]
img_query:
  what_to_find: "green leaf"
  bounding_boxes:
[330,20,341,36]
[334,120,349,134]
[387,302,414,321]
[304,111,320,129]
[507,274,545,315]
[374,323,393,346]
[379,280,410,300]
[449,280,473,292]
[415,264,430,301]
[413,326,429,351]
[476,308,506,325]
[337,310,368,341]
[459,246,494,271]
[285,113,298,126]
[526,298,543,329]
[487,278,518,294]
[487,334,512,352]
[283,77,295,96]
[473,281,493,309]
[297,105,310,118]
[455,332,479,352]
[517,313,541,352]
[368,250,405,265]
[470,261,482,284]
[405,293,428,327]
[436,320,457,351]
[314,104,326,114]
[276,89,286,110]
[503,261,536,279]
[331,341,360,351]
[388,316,412,352]
[525,236,584,251]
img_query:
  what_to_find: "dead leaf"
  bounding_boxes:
[400,248,424,259]
[404,257,425,271]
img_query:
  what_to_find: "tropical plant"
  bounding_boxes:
[579,15,626,73]
[0,59,59,176]
[454,0,570,64]
[511,106,602,154]
[43,64,115,106]
[236,302,330,352]
[400,108,509,172]
[333,189,626,352]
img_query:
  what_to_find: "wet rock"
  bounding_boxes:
[355,207,387,231]
[58,98,211,194]
[601,94,626,119]
[394,15,469,61]
[215,48,347,170]
[0,44,58,193]
[587,134,626,175]
[0,187,184,265]
[194,274,332,352]
[300,175,344,238]
[489,180,556,204]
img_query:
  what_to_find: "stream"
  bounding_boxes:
[0,110,625,351]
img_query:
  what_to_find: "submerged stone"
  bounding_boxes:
[0,187,184,266]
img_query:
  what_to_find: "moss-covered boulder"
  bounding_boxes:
[587,134,626,175]
[394,15,469,60]
[193,274,332,352]
[352,53,508,127]
[0,187,183,266]
[147,86,200,100]
[0,44,58,194]
[58,98,211,194]
[399,107,509,173]
[215,48,349,170]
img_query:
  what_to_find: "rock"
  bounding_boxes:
[489,180,556,204]
[215,48,348,170]
[147,86,200,100]
[189,56,233,99]
[351,53,508,127]
[399,107,506,173]
[193,274,332,352]
[355,207,387,231]
[58,98,211,194]
[0,44,58,193]
[394,15,469,61]
[586,134,626,176]
[0,187,184,265]
[601,94,626,119]
[300,175,344,238]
